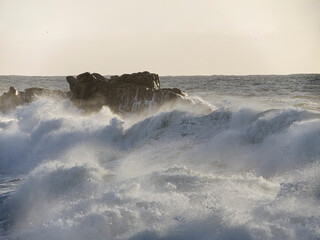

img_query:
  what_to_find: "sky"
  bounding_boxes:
[0,0,319,75]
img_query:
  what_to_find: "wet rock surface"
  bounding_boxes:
[0,71,186,114]
[0,87,69,113]
[67,71,186,113]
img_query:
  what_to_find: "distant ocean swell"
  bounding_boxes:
[1,93,320,239]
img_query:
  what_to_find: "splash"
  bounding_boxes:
[1,94,320,239]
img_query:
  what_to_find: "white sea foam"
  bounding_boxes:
[1,73,320,239]
[0,94,320,239]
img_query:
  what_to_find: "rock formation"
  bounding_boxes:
[0,87,69,113]
[66,71,186,113]
[0,71,186,114]
[0,87,23,113]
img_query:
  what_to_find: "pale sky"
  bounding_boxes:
[0,0,319,75]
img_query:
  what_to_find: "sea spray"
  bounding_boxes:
[1,74,320,239]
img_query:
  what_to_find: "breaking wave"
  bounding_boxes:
[1,95,320,239]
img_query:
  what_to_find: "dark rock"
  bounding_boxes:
[66,72,104,99]
[0,87,23,113]
[0,71,186,114]
[116,71,160,89]
[0,87,69,113]
[67,71,185,113]
[92,73,107,82]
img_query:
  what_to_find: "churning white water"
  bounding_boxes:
[0,74,320,239]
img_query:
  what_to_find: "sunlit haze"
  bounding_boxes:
[0,0,319,75]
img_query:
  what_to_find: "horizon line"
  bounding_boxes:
[0,72,319,77]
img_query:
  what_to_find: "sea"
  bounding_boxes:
[0,74,320,239]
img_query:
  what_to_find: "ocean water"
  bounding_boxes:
[0,74,320,240]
